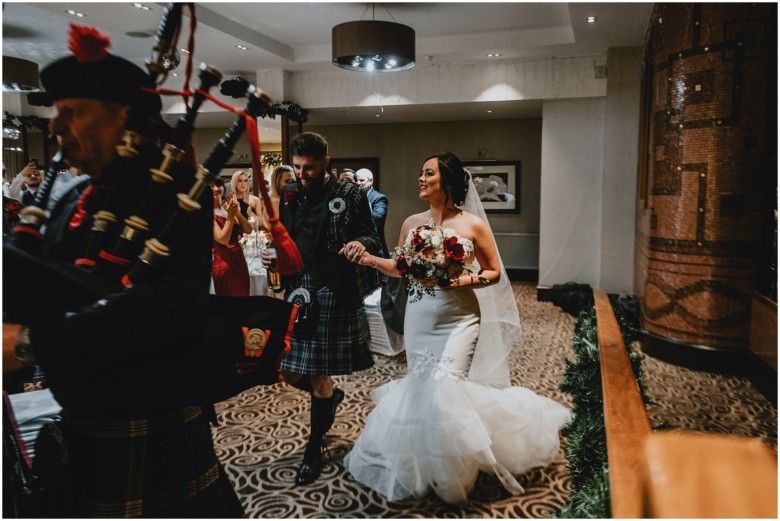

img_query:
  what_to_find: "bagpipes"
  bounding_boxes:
[4,3,303,398]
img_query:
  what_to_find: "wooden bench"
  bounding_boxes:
[592,288,778,518]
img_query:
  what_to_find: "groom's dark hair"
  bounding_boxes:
[290,132,328,160]
[424,152,469,208]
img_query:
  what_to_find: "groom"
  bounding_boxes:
[270,132,382,485]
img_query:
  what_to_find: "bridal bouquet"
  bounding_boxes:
[393,220,476,301]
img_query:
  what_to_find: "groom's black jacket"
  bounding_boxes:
[279,176,382,306]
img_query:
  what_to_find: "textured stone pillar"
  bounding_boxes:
[637,3,777,352]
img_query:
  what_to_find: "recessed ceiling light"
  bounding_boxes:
[66,9,85,17]
[375,114,381,117]
[180,48,190,54]
[132,3,151,10]
[587,16,597,23]
[487,53,502,58]
[235,45,248,50]
[486,110,493,113]
[171,73,178,77]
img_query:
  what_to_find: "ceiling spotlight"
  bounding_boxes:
[487,53,502,58]
[235,45,248,50]
[180,48,190,54]
[332,19,415,72]
[66,9,85,17]
[486,110,493,113]
[587,16,597,23]
[133,3,151,10]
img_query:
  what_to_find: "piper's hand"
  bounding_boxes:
[339,241,368,264]
[3,324,24,373]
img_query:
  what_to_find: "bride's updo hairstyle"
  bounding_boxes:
[424,152,470,208]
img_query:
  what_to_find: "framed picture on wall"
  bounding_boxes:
[462,160,520,213]
[330,157,380,190]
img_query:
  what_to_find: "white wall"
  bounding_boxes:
[539,98,605,288]
[537,47,641,294]
[601,47,642,294]
[289,55,607,109]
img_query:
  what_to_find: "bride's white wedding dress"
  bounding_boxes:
[345,234,571,506]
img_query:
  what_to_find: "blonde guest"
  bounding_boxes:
[271,165,295,215]
[231,170,268,231]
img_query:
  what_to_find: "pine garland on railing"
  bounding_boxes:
[553,296,656,519]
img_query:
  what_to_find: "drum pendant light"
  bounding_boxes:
[332,18,415,72]
[3,56,40,91]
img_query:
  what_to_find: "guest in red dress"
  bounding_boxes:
[212,177,252,296]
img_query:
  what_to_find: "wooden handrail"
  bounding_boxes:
[593,288,652,518]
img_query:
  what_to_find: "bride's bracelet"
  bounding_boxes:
[370,256,378,269]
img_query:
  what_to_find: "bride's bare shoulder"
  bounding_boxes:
[455,211,490,238]
[456,210,484,227]
[402,212,430,229]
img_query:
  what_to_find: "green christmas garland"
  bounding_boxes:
[554,298,660,519]
[257,101,309,124]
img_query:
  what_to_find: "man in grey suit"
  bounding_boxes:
[355,168,389,258]
[355,168,405,356]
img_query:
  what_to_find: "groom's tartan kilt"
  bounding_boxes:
[281,271,374,376]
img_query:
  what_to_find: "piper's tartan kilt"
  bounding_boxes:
[48,406,243,518]
[281,271,374,376]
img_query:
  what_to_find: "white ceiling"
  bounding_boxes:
[2,2,654,132]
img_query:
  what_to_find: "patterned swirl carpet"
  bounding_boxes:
[211,282,777,518]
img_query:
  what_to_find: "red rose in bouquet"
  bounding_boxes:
[443,236,465,264]
[393,220,476,301]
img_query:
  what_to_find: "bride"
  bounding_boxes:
[341,152,570,505]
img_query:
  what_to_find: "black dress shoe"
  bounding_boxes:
[295,445,322,486]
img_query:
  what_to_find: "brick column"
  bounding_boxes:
[638,3,776,351]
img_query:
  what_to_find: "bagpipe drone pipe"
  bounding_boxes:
[3,4,300,402]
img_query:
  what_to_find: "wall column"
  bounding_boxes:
[637,3,777,357]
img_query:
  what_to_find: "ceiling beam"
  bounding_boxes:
[185,4,295,61]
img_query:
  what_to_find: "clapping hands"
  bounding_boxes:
[224,193,239,214]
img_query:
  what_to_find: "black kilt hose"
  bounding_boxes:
[281,271,373,375]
